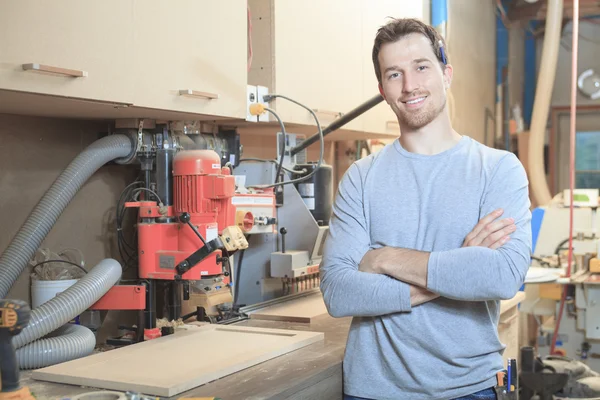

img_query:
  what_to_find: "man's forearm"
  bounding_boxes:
[368,245,527,301]
[320,266,413,318]
[363,247,430,288]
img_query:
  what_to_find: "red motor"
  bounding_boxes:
[136,150,253,280]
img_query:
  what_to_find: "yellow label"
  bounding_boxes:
[0,308,18,328]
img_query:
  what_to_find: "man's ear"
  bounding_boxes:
[378,83,387,101]
[443,64,453,89]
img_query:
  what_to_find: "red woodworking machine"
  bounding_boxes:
[90,142,269,342]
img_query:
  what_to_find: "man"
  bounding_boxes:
[319,18,532,400]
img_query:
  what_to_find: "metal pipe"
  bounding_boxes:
[290,94,384,156]
[145,280,156,329]
[156,148,174,206]
[168,282,181,320]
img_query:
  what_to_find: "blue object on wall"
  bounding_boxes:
[496,5,509,149]
[431,0,448,38]
[531,207,545,254]
[523,22,537,129]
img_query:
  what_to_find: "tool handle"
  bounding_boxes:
[0,332,19,392]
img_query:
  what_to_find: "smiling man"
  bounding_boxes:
[319,18,532,400]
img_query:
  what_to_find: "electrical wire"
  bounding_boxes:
[264,107,286,185]
[32,259,88,276]
[238,158,307,175]
[131,187,164,206]
[551,0,579,356]
[247,94,325,189]
[116,180,144,271]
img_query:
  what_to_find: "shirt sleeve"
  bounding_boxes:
[320,162,412,318]
[426,153,532,301]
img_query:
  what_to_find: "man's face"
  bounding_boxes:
[377,33,452,131]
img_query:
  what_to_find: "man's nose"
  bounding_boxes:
[402,72,419,93]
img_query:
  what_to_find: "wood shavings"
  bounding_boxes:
[156,318,185,328]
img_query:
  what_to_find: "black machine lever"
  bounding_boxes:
[175,212,225,279]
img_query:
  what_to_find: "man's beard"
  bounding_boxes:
[393,95,446,131]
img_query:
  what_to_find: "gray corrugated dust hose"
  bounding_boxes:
[14,258,122,369]
[0,134,134,298]
[0,134,133,368]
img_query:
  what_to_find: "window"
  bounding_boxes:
[576,131,600,188]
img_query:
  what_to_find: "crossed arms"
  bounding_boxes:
[319,154,532,318]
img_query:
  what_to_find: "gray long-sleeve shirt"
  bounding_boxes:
[320,135,532,400]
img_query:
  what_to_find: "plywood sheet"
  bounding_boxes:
[32,325,324,397]
[247,294,329,323]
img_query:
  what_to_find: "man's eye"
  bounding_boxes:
[388,72,400,80]
[417,66,428,71]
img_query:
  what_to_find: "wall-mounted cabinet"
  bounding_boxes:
[0,0,136,106]
[248,0,426,138]
[0,1,248,121]
[131,0,248,120]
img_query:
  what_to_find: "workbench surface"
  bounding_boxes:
[21,314,352,400]
[21,293,525,400]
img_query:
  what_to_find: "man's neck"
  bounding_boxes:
[398,112,462,155]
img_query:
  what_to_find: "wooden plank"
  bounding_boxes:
[32,325,324,397]
[499,291,526,315]
[247,294,329,323]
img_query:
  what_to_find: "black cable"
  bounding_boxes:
[554,235,595,255]
[238,158,306,174]
[131,187,164,205]
[32,259,87,276]
[264,107,286,185]
[233,249,245,307]
[247,94,324,189]
[116,180,144,271]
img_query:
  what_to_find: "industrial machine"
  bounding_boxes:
[526,189,600,372]
[229,94,383,306]
[86,124,274,342]
[0,299,35,400]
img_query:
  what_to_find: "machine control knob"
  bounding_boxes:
[280,227,287,253]
[179,212,191,223]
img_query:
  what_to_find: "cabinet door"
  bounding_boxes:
[0,0,135,105]
[131,0,247,120]
[361,1,425,135]
[272,0,364,131]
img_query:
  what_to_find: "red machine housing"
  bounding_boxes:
[136,150,252,280]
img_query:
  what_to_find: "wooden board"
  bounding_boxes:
[247,294,329,323]
[32,325,324,397]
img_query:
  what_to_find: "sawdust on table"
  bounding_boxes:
[156,317,185,328]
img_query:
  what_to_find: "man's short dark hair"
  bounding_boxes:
[372,18,449,84]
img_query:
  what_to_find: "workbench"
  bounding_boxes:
[21,292,525,400]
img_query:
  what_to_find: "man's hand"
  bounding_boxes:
[410,285,439,306]
[462,208,516,249]
[358,247,395,274]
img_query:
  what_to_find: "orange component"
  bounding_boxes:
[144,327,162,341]
[137,223,223,279]
[551,348,567,357]
[235,210,254,232]
[0,387,36,400]
[89,285,146,310]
